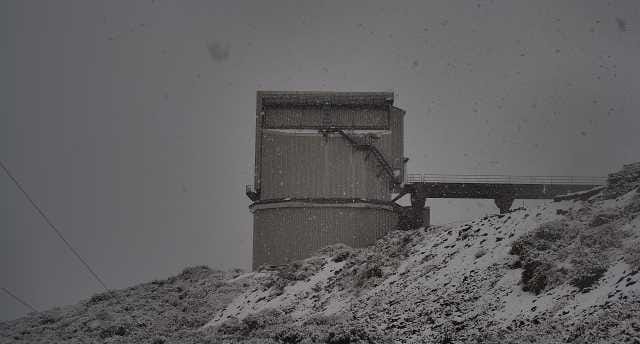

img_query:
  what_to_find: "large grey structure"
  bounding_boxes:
[246,91,604,269]
[247,91,406,268]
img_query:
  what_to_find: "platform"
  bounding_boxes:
[397,173,606,215]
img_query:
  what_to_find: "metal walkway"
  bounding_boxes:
[396,173,606,216]
[406,174,606,185]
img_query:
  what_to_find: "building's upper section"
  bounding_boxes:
[257,91,401,131]
[258,91,395,107]
[250,91,405,202]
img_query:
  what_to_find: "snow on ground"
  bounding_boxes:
[3,163,639,343]
[201,181,640,342]
[205,260,347,328]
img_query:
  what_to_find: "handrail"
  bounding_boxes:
[406,173,606,185]
[333,129,398,184]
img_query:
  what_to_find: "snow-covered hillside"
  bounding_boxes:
[2,163,639,343]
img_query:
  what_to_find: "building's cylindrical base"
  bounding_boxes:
[251,200,397,269]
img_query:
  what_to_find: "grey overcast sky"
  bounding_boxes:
[1,0,639,321]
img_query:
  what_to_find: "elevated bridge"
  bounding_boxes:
[395,173,606,229]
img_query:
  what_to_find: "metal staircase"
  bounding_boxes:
[323,129,400,187]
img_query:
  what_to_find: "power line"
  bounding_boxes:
[1,287,37,313]
[0,159,112,294]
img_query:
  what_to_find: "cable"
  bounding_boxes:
[0,159,112,294]
[2,287,37,313]
[2,159,146,342]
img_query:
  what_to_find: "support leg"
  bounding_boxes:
[396,190,427,231]
[409,192,427,229]
[494,196,515,214]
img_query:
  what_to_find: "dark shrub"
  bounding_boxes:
[521,260,552,294]
[151,337,166,344]
[89,292,113,304]
[363,266,383,279]
[354,264,384,288]
[324,327,371,344]
[509,239,527,256]
[216,318,244,335]
[39,313,59,325]
[533,221,566,242]
[99,325,128,338]
[624,194,640,214]
[276,270,298,281]
[333,250,351,263]
[589,213,617,227]
[570,267,607,291]
[509,259,522,269]
[275,329,305,344]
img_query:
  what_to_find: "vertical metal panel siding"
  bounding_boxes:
[390,107,404,170]
[254,96,264,190]
[260,132,390,200]
[367,107,403,169]
[252,206,398,267]
[263,106,389,129]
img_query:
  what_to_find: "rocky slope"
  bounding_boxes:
[2,163,639,344]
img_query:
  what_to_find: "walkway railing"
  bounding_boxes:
[406,173,606,185]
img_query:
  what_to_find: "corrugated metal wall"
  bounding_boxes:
[259,131,391,200]
[254,96,264,190]
[389,106,405,179]
[252,204,397,267]
[264,106,389,129]
[258,104,404,200]
[251,92,405,269]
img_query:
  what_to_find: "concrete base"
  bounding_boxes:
[251,200,397,269]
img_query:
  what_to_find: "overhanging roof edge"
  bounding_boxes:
[257,90,395,107]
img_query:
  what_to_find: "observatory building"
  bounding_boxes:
[247,91,406,268]
[245,91,604,269]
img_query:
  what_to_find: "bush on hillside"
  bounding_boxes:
[520,259,552,294]
[354,263,384,288]
[570,266,607,291]
[602,162,640,199]
[510,217,624,294]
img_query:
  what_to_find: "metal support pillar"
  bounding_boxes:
[407,191,427,229]
[494,196,515,214]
